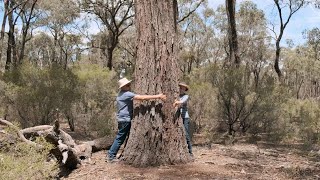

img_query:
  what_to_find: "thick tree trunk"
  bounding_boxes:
[122,0,191,167]
[226,0,240,66]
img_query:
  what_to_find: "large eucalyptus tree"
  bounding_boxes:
[121,0,191,167]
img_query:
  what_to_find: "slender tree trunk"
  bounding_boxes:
[18,0,37,65]
[226,0,240,66]
[122,0,190,167]
[64,48,68,70]
[275,38,282,78]
[105,33,117,70]
[52,30,58,64]
[19,24,28,65]
[106,47,114,70]
[0,0,9,62]
[273,0,305,79]
[6,1,16,70]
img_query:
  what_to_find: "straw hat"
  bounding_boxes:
[178,82,189,91]
[118,77,132,89]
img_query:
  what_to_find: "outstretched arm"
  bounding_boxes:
[134,93,166,101]
[173,100,183,107]
[173,95,189,107]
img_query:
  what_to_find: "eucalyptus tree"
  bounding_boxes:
[0,0,9,64]
[304,28,320,61]
[177,0,206,23]
[211,2,280,135]
[225,0,240,66]
[237,1,270,86]
[81,0,134,70]
[213,5,236,65]
[283,28,320,99]
[116,26,136,75]
[18,0,38,66]
[37,0,80,68]
[271,0,305,79]
[179,3,215,75]
[121,0,192,167]
[26,32,53,68]
[1,0,39,70]
[5,0,17,70]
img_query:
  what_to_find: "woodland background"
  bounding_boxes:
[0,0,320,179]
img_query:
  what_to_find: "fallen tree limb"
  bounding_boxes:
[0,119,39,147]
[0,118,114,170]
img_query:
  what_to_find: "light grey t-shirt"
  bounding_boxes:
[117,90,136,122]
[179,93,189,119]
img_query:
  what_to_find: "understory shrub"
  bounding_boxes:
[279,98,320,146]
[2,63,80,128]
[0,126,58,179]
[210,65,286,136]
[73,64,117,136]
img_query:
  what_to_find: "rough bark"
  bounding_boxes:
[121,0,191,167]
[0,119,114,169]
[226,0,240,66]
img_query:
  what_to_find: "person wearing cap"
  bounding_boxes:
[173,82,193,156]
[107,77,167,163]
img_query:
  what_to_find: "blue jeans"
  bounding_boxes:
[183,118,193,154]
[108,121,131,159]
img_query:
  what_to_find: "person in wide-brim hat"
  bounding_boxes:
[118,77,132,89]
[178,82,189,91]
[107,77,167,163]
[174,82,193,156]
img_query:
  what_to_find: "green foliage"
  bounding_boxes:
[187,67,218,135]
[73,64,117,136]
[0,134,58,180]
[210,65,286,136]
[37,0,80,26]
[283,46,320,99]
[2,62,80,127]
[0,62,117,136]
[279,99,320,145]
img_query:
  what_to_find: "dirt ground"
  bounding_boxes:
[60,134,320,180]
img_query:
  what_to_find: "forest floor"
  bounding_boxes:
[60,129,320,180]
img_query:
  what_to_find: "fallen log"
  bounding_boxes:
[0,118,114,169]
[0,119,39,147]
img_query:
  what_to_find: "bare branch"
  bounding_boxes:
[178,0,205,24]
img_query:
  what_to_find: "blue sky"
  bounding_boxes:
[208,0,320,46]
[1,1,319,46]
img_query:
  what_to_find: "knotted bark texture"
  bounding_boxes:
[121,0,191,167]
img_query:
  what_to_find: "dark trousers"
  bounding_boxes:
[183,118,193,154]
[108,121,131,159]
